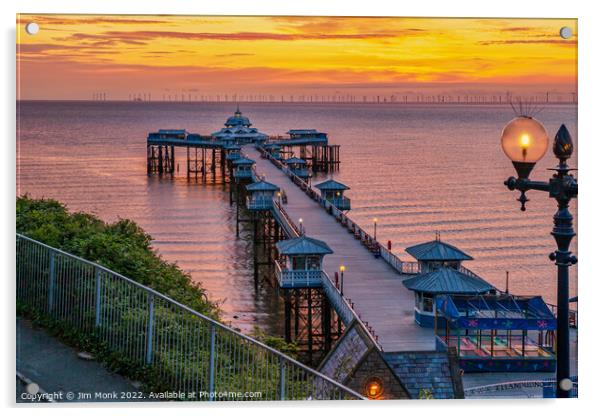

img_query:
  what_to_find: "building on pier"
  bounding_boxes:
[315,179,351,211]
[403,239,493,327]
[263,143,283,160]
[403,267,495,327]
[232,157,255,180]
[287,129,328,143]
[406,239,474,273]
[275,235,333,289]
[285,157,310,179]
[435,294,557,372]
[212,107,268,144]
[224,144,242,161]
[246,179,279,211]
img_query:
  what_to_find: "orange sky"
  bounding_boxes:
[16,15,577,100]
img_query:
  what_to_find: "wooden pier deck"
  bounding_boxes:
[246,146,434,352]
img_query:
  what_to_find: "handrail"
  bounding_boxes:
[16,233,364,400]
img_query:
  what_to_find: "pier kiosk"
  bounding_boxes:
[315,179,351,211]
[232,157,255,181]
[285,157,310,180]
[246,180,279,211]
[275,236,332,289]
[403,239,494,327]
[263,143,283,160]
[403,267,495,327]
[225,144,242,161]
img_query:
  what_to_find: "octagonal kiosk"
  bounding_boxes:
[225,144,242,162]
[246,179,279,211]
[315,179,351,211]
[232,157,255,181]
[403,238,496,327]
[263,143,283,161]
[275,236,333,288]
[285,157,310,180]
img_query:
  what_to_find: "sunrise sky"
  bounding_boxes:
[16,15,577,100]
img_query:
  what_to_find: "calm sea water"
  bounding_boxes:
[16,101,578,334]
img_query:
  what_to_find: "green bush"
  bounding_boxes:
[16,195,219,319]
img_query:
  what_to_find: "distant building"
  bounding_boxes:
[211,106,268,144]
[403,239,495,327]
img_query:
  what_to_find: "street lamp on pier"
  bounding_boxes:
[501,116,578,398]
[373,218,378,240]
[339,264,346,296]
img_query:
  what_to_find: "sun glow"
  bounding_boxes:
[16,15,577,100]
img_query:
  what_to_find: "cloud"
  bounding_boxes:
[17,15,169,26]
[59,29,402,45]
[214,53,255,58]
[479,39,577,45]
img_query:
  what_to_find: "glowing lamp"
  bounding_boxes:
[364,377,383,399]
[339,265,345,273]
[500,116,549,178]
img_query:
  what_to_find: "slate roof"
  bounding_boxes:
[232,157,255,165]
[315,179,350,191]
[276,236,333,256]
[225,108,251,127]
[285,157,307,165]
[246,180,279,192]
[383,352,458,399]
[287,129,319,135]
[402,267,494,294]
[405,240,473,261]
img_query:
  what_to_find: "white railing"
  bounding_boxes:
[16,234,364,401]
[274,262,324,288]
[246,196,274,211]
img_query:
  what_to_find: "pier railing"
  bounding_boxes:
[253,146,385,349]
[256,145,425,277]
[16,234,364,401]
[274,262,324,288]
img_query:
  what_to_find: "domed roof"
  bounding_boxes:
[225,105,251,127]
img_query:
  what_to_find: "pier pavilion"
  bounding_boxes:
[211,107,268,144]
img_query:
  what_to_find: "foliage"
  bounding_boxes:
[251,327,299,359]
[16,195,219,319]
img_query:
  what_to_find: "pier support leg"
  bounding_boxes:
[284,291,292,343]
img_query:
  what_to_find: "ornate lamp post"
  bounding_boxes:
[501,116,578,398]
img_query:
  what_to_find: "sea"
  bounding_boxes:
[16,101,578,335]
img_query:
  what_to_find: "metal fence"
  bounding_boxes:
[16,234,364,401]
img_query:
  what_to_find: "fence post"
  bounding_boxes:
[279,358,286,400]
[48,252,56,313]
[145,294,155,364]
[208,324,216,401]
[95,267,102,327]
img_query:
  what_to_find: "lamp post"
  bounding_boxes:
[299,218,304,235]
[339,265,346,296]
[501,116,577,398]
[373,218,378,240]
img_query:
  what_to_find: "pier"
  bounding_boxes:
[139,109,575,399]
[247,144,433,352]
